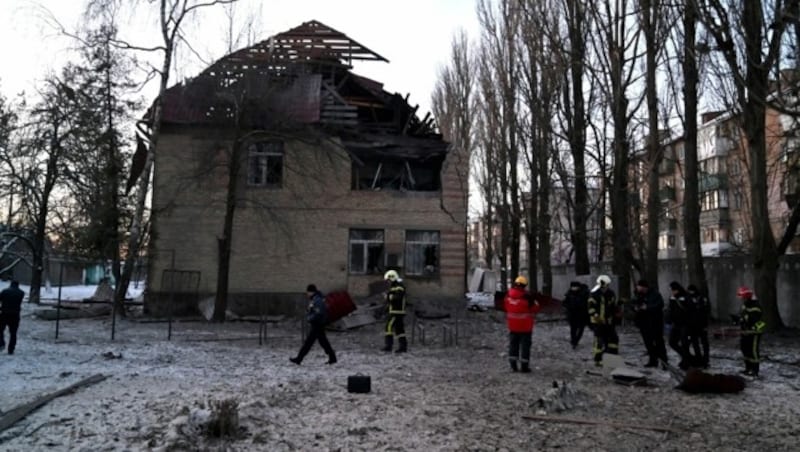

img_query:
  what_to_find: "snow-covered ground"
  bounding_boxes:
[1,287,800,451]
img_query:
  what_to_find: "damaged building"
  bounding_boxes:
[146,20,468,315]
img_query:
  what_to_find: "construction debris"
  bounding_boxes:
[0,374,107,433]
[522,414,683,434]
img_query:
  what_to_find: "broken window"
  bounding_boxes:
[405,230,439,276]
[349,229,384,275]
[247,141,283,188]
[351,156,443,191]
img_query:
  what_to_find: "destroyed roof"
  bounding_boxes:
[158,20,443,148]
[223,20,388,66]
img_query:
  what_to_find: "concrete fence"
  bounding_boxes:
[546,255,800,328]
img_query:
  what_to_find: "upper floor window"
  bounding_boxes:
[247,141,283,188]
[405,230,440,276]
[349,229,384,275]
[701,190,728,211]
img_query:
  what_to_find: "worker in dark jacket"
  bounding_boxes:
[588,275,621,366]
[563,281,589,349]
[667,281,692,370]
[736,286,765,377]
[633,280,668,368]
[382,270,408,353]
[290,284,337,365]
[686,284,711,368]
[0,280,25,355]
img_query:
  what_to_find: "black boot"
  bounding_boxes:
[520,362,531,373]
[395,337,407,353]
[289,356,302,365]
[510,360,518,372]
[381,336,393,352]
[327,352,337,365]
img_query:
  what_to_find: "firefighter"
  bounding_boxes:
[588,275,621,366]
[382,270,407,353]
[736,286,765,377]
[504,276,541,372]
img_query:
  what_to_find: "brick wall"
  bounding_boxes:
[148,127,467,316]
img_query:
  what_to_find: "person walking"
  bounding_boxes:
[504,276,541,372]
[588,275,621,366]
[686,284,711,368]
[381,270,408,353]
[633,279,668,368]
[290,284,337,365]
[563,281,589,349]
[736,286,765,377]
[667,281,692,370]
[0,280,25,355]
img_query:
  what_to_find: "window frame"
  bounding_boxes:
[404,230,440,277]
[247,140,284,188]
[348,229,385,275]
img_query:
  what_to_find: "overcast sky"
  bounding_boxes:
[0,0,481,115]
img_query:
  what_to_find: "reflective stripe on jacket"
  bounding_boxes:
[387,283,406,314]
[741,301,765,334]
[504,286,541,333]
[588,288,618,325]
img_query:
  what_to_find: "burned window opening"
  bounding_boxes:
[352,155,443,191]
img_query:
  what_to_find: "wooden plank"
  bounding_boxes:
[0,374,108,433]
[522,414,683,434]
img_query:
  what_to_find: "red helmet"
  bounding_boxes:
[737,286,753,299]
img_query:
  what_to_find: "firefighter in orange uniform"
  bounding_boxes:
[504,276,541,373]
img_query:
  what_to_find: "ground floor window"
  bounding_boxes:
[405,230,440,276]
[349,229,384,274]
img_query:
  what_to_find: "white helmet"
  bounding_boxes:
[597,275,611,286]
[384,270,400,282]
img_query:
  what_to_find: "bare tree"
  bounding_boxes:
[3,73,83,303]
[697,0,800,330]
[477,0,524,287]
[639,0,671,284]
[101,0,237,309]
[587,0,644,300]
[681,1,709,295]
[432,30,476,290]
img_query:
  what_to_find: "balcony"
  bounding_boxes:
[785,169,800,208]
[700,208,730,225]
[660,218,678,232]
[658,158,676,175]
[699,174,728,192]
[659,186,676,202]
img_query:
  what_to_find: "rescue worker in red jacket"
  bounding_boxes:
[736,286,765,377]
[504,276,541,373]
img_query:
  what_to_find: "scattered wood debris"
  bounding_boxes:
[0,374,107,433]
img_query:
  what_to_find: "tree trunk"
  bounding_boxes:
[642,0,661,285]
[682,1,707,296]
[214,139,241,322]
[567,0,591,275]
[115,3,176,308]
[742,0,782,330]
